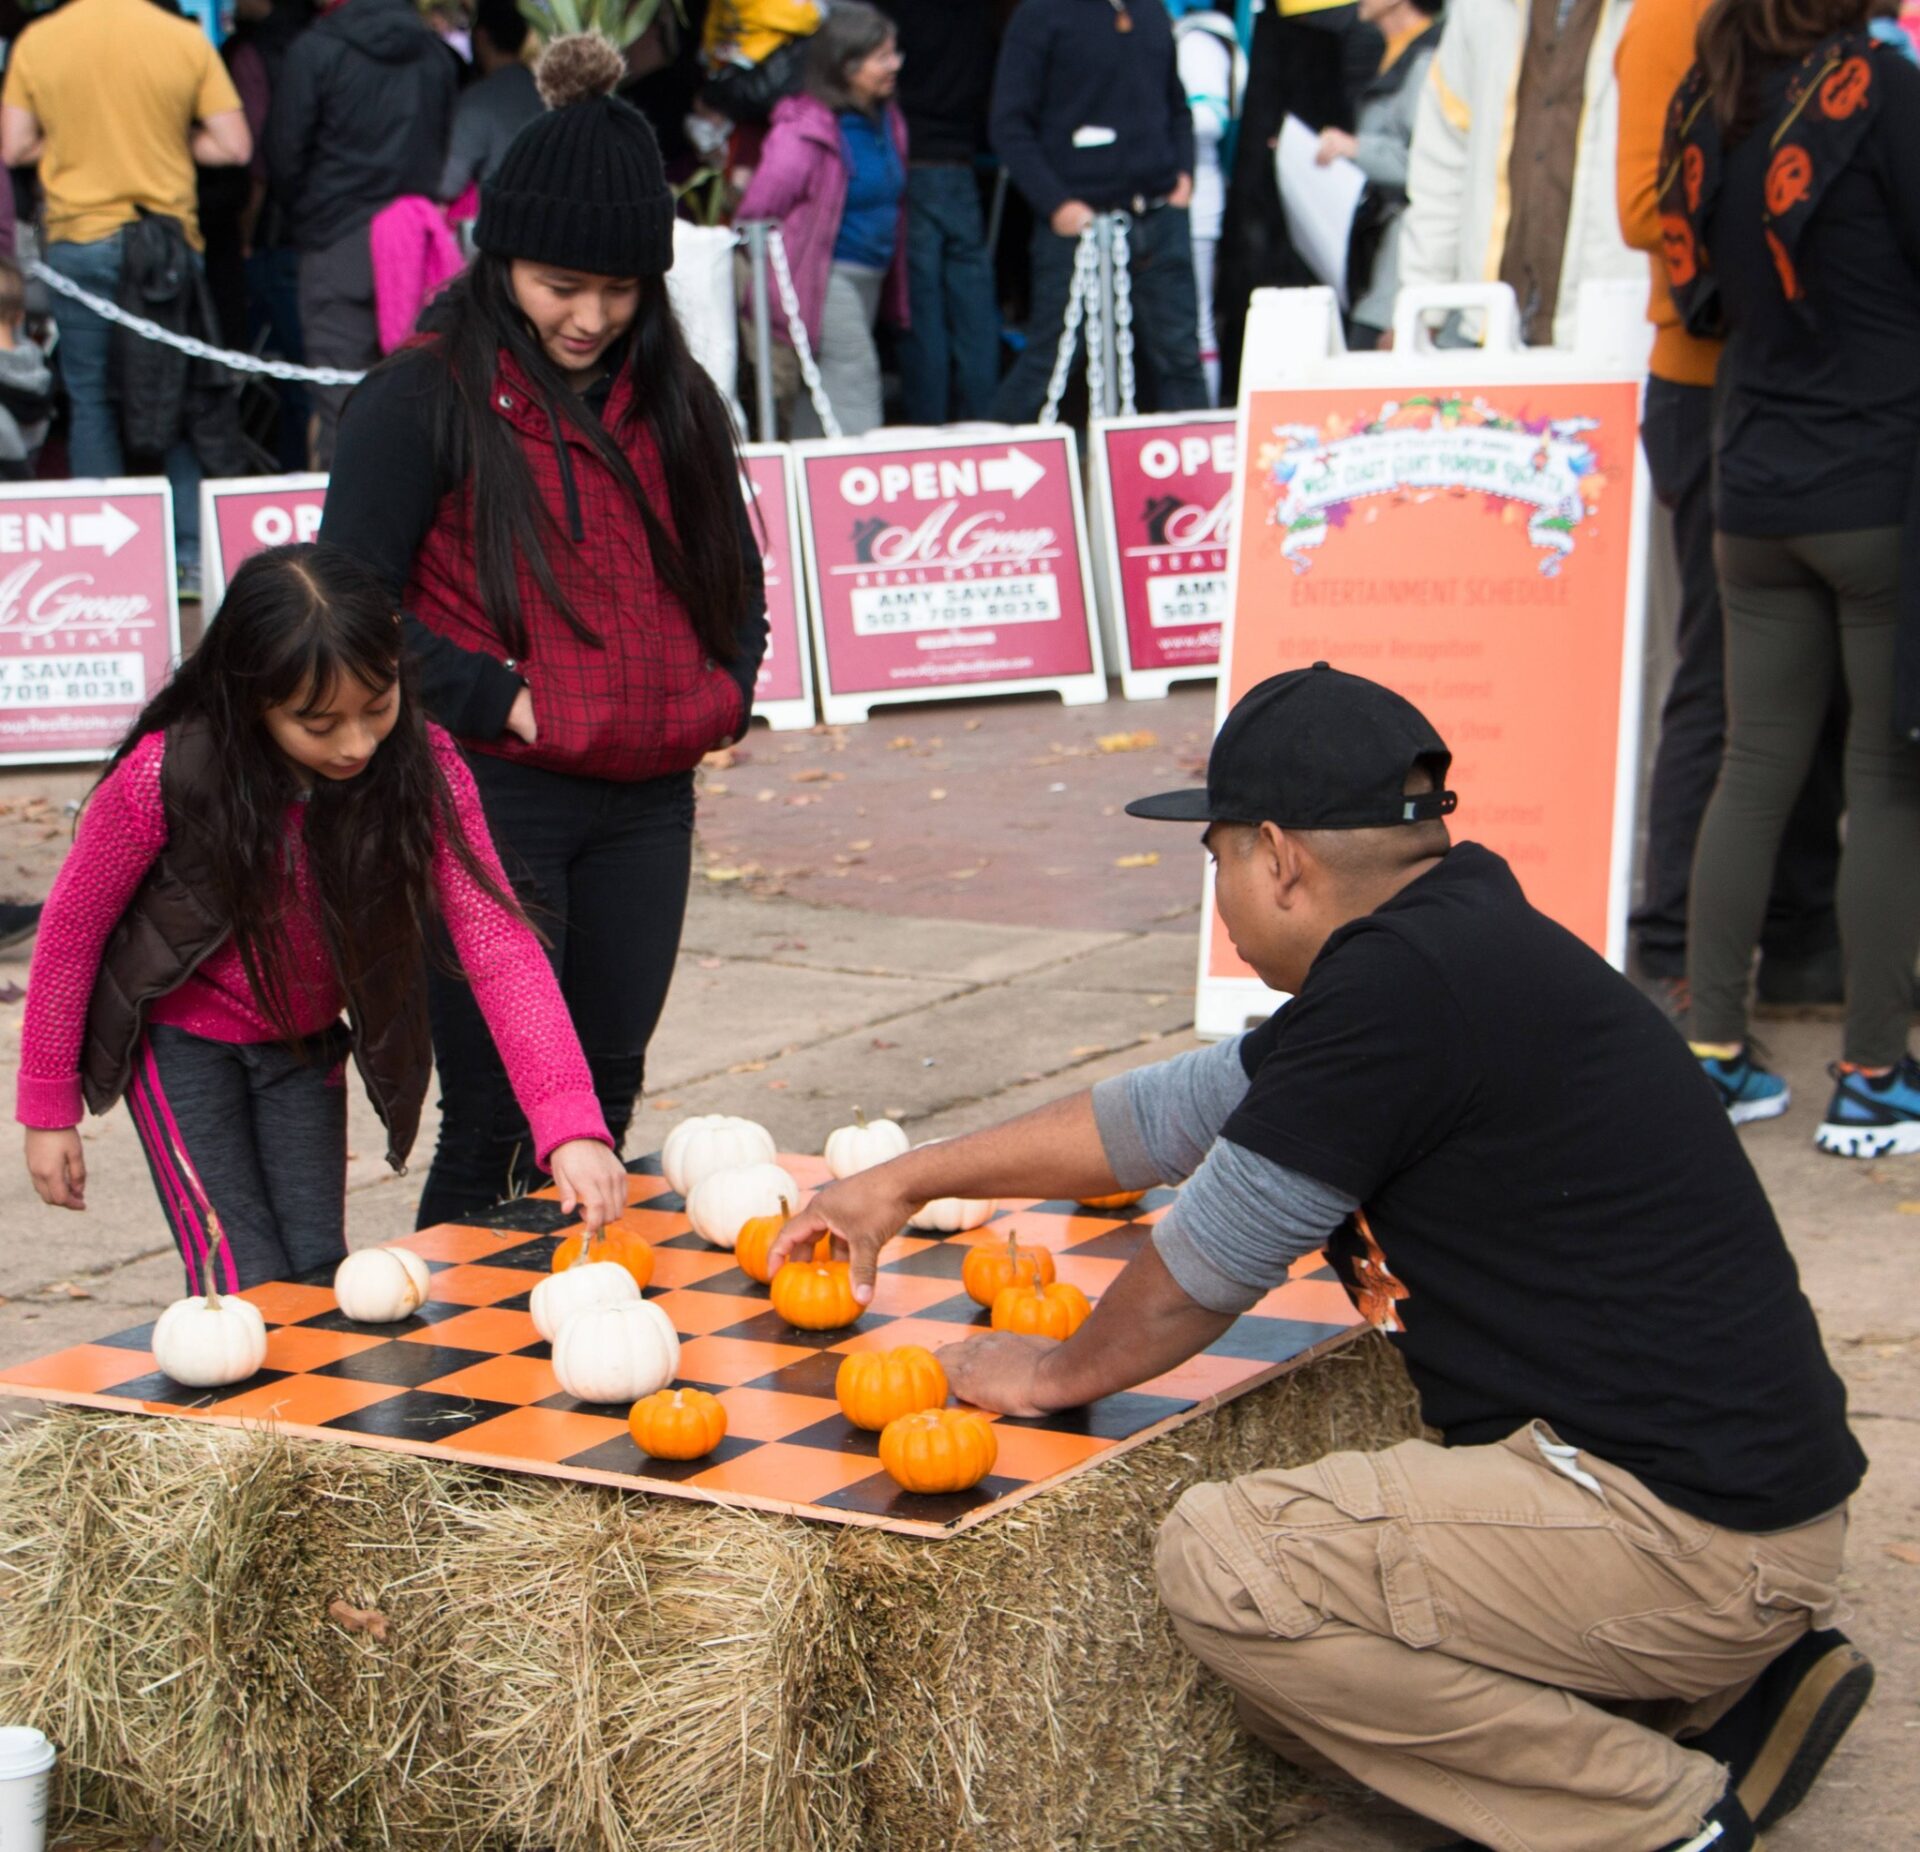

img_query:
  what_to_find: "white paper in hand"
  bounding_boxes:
[1275,115,1368,310]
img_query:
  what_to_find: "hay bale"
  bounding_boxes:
[0,1336,1420,1852]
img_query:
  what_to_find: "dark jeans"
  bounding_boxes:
[246,245,310,475]
[1690,528,1920,1064]
[297,223,378,468]
[415,755,696,1227]
[991,202,1208,423]
[896,164,1001,424]
[1632,376,1841,977]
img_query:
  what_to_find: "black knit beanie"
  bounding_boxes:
[476,33,676,277]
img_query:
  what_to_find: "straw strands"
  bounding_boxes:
[0,1335,1421,1851]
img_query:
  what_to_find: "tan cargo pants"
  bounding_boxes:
[1154,1423,1847,1852]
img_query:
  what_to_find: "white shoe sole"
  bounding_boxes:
[1728,1089,1791,1126]
[1815,1117,1920,1158]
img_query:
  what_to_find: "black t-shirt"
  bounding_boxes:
[1712,52,1920,536]
[1224,843,1865,1533]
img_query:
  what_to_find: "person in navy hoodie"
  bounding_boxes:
[322,33,768,1225]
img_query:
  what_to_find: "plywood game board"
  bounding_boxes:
[0,1155,1362,1537]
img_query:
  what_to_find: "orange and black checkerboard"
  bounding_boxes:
[0,1155,1362,1537]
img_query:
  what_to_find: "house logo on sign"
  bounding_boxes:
[0,500,156,640]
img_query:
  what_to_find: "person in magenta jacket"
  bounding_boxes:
[736,1,909,435]
[16,544,629,1291]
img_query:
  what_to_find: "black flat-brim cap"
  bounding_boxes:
[1126,662,1457,829]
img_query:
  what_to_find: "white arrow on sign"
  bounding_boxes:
[980,448,1046,501]
[70,502,141,558]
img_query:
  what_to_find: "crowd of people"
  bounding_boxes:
[5,1,1912,1846]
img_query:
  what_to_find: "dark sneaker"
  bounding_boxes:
[1815,1055,1920,1158]
[1691,1628,1874,1828]
[1697,1048,1791,1126]
[0,899,41,951]
[1424,1791,1757,1852]
[1633,968,1692,1029]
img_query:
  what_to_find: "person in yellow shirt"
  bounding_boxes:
[0,0,250,587]
[1613,0,1842,1013]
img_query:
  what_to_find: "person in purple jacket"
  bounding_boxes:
[736,1,908,435]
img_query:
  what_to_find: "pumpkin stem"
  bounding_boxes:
[852,1105,868,1129]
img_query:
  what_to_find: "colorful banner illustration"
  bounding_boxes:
[0,480,180,764]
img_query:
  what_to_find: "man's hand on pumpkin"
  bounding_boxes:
[938,1331,1062,1417]
[768,1170,916,1303]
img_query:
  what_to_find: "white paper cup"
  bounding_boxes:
[0,1726,55,1852]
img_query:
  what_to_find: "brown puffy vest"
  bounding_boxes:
[80,721,431,1171]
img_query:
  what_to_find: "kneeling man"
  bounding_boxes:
[772,665,1871,1852]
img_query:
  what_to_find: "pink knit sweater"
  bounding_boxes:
[16,726,612,1166]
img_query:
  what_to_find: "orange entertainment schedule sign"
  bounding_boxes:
[1205,379,1646,1017]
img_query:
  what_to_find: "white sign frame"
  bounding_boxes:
[789,426,1108,726]
[0,475,180,766]
[740,442,817,733]
[1195,280,1653,1039]
[1087,410,1233,702]
[199,472,329,609]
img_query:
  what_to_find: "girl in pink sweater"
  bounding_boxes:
[17,543,630,1291]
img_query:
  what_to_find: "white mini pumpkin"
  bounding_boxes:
[332,1245,433,1323]
[824,1108,910,1180]
[908,1193,997,1233]
[530,1259,641,1343]
[151,1292,268,1387]
[552,1298,681,1404]
[662,1114,777,1195]
[685,1161,803,1249]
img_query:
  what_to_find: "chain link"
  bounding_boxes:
[30,259,370,387]
[763,226,842,441]
[1110,212,1138,418]
[1038,225,1101,428]
[1083,226,1106,419]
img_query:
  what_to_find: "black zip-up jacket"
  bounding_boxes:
[990,0,1194,219]
[877,0,997,166]
[266,0,457,252]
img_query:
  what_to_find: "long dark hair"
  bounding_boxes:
[1696,0,1871,131]
[402,251,748,664]
[804,1,893,112]
[106,544,522,1042]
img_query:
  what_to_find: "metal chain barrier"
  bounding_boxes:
[1110,212,1138,418]
[1037,224,1101,428]
[30,259,369,387]
[763,226,842,441]
[1084,227,1107,419]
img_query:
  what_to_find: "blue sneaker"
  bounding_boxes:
[1697,1048,1791,1125]
[1816,1054,1920,1157]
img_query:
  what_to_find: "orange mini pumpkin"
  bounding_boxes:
[733,1197,796,1284]
[878,1406,998,1493]
[961,1228,1055,1308]
[552,1221,655,1291]
[836,1345,948,1430]
[991,1278,1093,1340]
[770,1259,862,1330]
[628,1387,728,1460]
[1076,1190,1148,1210]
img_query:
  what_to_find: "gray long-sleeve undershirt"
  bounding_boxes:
[1091,1036,1359,1315]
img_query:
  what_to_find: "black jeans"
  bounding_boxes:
[415,755,695,1227]
[1631,376,1842,976]
[992,202,1209,423]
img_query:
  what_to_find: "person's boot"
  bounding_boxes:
[1427,1790,1759,1850]
[1688,1628,1874,1828]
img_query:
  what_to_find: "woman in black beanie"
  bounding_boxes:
[322,33,768,1225]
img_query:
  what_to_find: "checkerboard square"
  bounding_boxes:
[93,1366,292,1408]
[663,1264,769,1299]
[686,1439,881,1503]
[740,1351,851,1398]
[420,1353,560,1406]
[782,1413,882,1457]
[238,1281,337,1326]
[458,1405,629,1464]
[815,1471,1024,1524]
[877,1242,971,1280]
[262,1326,385,1374]
[295,1299,469,1337]
[402,1224,527,1264]
[912,1293,994,1329]
[314,1343,493,1388]
[400,1305,539,1354]
[564,1429,756,1481]
[715,1386,843,1442]
[323,1390,518,1441]
[650,1288,783,1337]
[647,1247,740,1289]
[676,1334,816,1386]
[865,1272,975,1318]
[425,1264,540,1308]
[716,1308,889,1349]
[996,1389,1193,1439]
[1207,1316,1352,1363]
[213,1374,403,1426]
[477,1238,563,1272]
[452,1197,579,1236]
[93,1323,159,1352]
[1062,1226,1154,1262]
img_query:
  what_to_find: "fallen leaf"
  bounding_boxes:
[1898,1203,1920,1215]
[705,782,730,796]
[1145,994,1169,1006]
[767,1079,790,1090]
[1070,1044,1106,1057]
[929,788,948,801]
[48,1281,92,1300]
[1114,852,1161,869]
[965,718,983,731]
[704,866,745,883]
[648,1097,681,1111]
[789,768,829,784]
[696,957,724,969]
[328,1599,390,1643]
[870,1038,898,1050]
[1097,729,1159,753]
[833,853,864,866]
[755,789,776,802]
[702,747,738,770]
[888,735,915,750]
[947,867,980,879]
[1885,1542,1920,1566]
[727,1060,769,1073]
